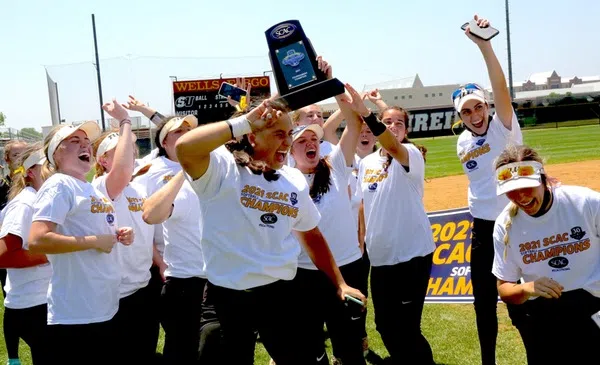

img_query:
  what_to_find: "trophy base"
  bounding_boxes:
[276,78,345,111]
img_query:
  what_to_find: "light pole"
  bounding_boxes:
[505,0,515,100]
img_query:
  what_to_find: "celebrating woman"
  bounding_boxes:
[92,100,156,363]
[0,144,52,364]
[289,85,365,365]
[28,122,134,364]
[492,144,600,364]
[451,14,529,365]
[345,83,435,364]
[175,57,365,365]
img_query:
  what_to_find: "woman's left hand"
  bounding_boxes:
[116,227,134,245]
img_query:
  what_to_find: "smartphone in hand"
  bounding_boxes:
[218,82,247,102]
[461,19,500,41]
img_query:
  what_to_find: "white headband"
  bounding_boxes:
[158,115,198,147]
[23,150,46,170]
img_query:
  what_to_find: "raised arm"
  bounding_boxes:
[102,99,135,200]
[335,92,362,166]
[175,100,274,180]
[142,171,185,225]
[122,95,165,125]
[466,15,513,128]
[342,84,410,166]
[322,109,344,145]
[365,89,388,112]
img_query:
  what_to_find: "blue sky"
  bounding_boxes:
[1,0,599,131]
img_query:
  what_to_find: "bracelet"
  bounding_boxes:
[119,118,132,127]
[362,113,386,136]
[226,116,252,138]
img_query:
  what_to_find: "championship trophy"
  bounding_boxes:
[265,20,345,110]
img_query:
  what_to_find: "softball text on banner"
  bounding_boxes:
[172,76,271,124]
[425,207,474,303]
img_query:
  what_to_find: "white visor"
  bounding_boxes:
[96,132,138,159]
[158,115,198,147]
[47,121,101,166]
[496,161,544,196]
[23,150,46,170]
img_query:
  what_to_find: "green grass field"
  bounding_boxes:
[1,124,599,364]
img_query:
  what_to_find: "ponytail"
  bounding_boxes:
[8,143,53,201]
[381,136,428,172]
[309,157,332,201]
[8,169,27,201]
[502,203,519,260]
[225,136,279,182]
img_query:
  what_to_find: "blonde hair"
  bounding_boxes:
[494,145,547,259]
[43,125,65,170]
[4,140,28,164]
[8,143,53,201]
[291,104,321,125]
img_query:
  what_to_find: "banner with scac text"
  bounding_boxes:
[425,207,474,303]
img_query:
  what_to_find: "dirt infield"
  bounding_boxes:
[424,160,600,212]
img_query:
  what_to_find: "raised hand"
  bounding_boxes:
[102,98,129,126]
[246,100,285,132]
[365,89,382,103]
[339,83,371,117]
[317,56,332,80]
[465,14,491,47]
[121,95,147,112]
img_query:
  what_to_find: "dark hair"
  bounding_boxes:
[225,136,279,181]
[223,98,290,182]
[378,106,428,170]
[154,116,179,158]
[309,157,332,200]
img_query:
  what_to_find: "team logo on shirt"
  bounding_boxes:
[363,169,388,185]
[260,213,278,229]
[548,256,569,269]
[240,185,299,225]
[518,229,591,268]
[570,226,586,240]
[368,183,378,192]
[106,213,115,226]
[459,143,491,164]
[312,194,322,204]
[466,160,478,170]
[290,192,298,206]
[126,196,145,213]
[476,138,486,146]
[90,196,115,214]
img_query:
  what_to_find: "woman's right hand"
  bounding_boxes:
[246,100,285,132]
[523,277,564,299]
[94,234,118,253]
[340,84,371,118]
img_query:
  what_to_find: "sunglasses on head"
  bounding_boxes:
[452,83,483,101]
[496,162,544,184]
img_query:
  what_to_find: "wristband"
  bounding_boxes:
[119,118,131,127]
[226,115,252,138]
[363,113,386,136]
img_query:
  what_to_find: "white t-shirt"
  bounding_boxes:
[0,187,52,309]
[187,145,321,290]
[357,145,436,266]
[135,148,159,169]
[93,176,154,298]
[32,173,121,325]
[161,180,205,279]
[349,154,364,227]
[288,140,334,167]
[133,156,182,256]
[492,185,600,298]
[296,146,362,270]
[457,112,523,221]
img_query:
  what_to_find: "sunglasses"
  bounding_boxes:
[496,162,543,184]
[451,83,483,101]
